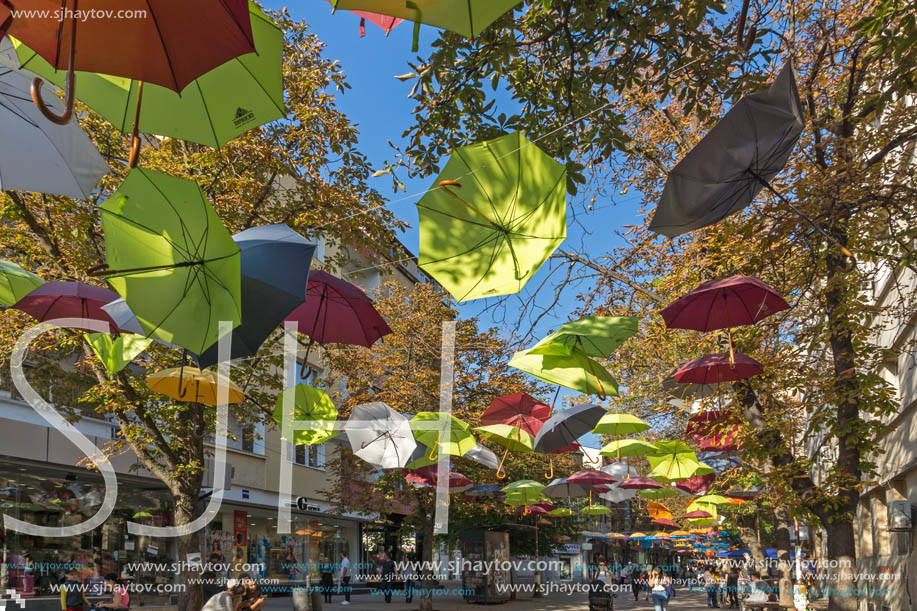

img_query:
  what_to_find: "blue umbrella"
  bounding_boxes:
[698,451,743,472]
[464,484,502,497]
[195,224,315,368]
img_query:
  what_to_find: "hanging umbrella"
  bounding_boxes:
[592,413,650,436]
[194,224,316,368]
[464,484,502,497]
[99,298,180,349]
[566,470,617,506]
[0,261,43,306]
[652,518,679,529]
[334,5,404,36]
[542,477,590,499]
[528,315,638,358]
[662,374,721,401]
[515,504,548,516]
[509,345,618,397]
[481,392,550,437]
[536,500,556,512]
[693,494,731,505]
[548,507,574,517]
[343,402,416,470]
[617,477,663,490]
[147,366,244,406]
[629,532,648,539]
[410,412,476,460]
[581,505,611,516]
[599,439,658,458]
[416,131,566,302]
[14,281,120,332]
[696,425,742,452]
[406,468,472,492]
[600,462,640,480]
[675,474,716,494]
[85,332,152,373]
[639,487,680,500]
[648,62,823,247]
[474,423,534,479]
[0,65,108,197]
[93,169,241,355]
[683,510,713,519]
[1,0,255,124]
[285,270,392,365]
[13,4,282,165]
[647,441,703,481]
[647,502,673,520]
[272,384,339,445]
[463,444,499,470]
[502,480,547,506]
[533,403,606,453]
[331,0,521,50]
[674,352,763,384]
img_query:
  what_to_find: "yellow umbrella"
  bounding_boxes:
[147,366,244,406]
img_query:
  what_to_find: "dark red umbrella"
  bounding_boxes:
[661,275,790,332]
[675,474,715,495]
[14,281,121,332]
[683,510,713,519]
[404,467,471,491]
[618,477,663,490]
[481,392,551,437]
[536,500,556,512]
[1,0,254,123]
[697,425,742,451]
[566,470,617,488]
[652,518,679,529]
[516,505,548,515]
[286,271,391,373]
[674,353,763,384]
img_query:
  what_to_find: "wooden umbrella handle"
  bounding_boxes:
[32,0,78,124]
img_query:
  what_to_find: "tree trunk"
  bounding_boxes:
[824,518,858,611]
[174,483,203,611]
[737,513,767,571]
[774,509,794,607]
[418,511,435,611]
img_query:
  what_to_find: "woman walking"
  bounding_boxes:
[649,569,672,611]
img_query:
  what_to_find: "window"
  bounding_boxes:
[293,443,325,469]
[241,424,255,453]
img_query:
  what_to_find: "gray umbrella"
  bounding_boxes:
[543,477,590,499]
[662,374,721,401]
[195,224,315,368]
[533,403,606,453]
[463,444,499,470]
[0,63,109,198]
[0,37,18,68]
[649,61,805,238]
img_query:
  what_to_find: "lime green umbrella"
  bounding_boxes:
[695,462,715,476]
[580,504,612,516]
[0,261,44,306]
[475,423,535,481]
[548,507,574,517]
[694,494,731,505]
[592,413,650,436]
[332,0,521,50]
[529,316,638,358]
[13,3,284,158]
[410,412,476,460]
[509,346,618,398]
[85,332,153,373]
[599,439,657,458]
[638,487,678,500]
[502,480,547,506]
[95,169,241,355]
[647,441,702,481]
[417,132,566,302]
[272,384,339,446]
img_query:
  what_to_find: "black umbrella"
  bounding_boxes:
[195,224,315,368]
[533,403,606,453]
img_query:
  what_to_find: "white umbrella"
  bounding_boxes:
[598,462,639,503]
[0,63,108,198]
[344,402,416,470]
[599,487,637,504]
[463,444,499,469]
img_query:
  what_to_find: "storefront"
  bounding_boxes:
[0,458,176,597]
[550,543,580,580]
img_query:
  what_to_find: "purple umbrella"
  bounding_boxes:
[14,281,121,332]
[674,353,763,384]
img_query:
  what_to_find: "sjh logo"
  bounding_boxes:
[0,589,26,610]
[233,107,255,127]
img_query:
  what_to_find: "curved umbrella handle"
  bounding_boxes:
[544,456,554,480]
[437,180,495,225]
[31,1,78,125]
[496,446,509,480]
[427,431,441,461]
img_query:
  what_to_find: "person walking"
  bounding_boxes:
[319,555,334,604]
[632,566,642,601]
[649,569,672,611]
[60,569,90,611]
[704,566,720,608]
[339,551,351,605]
[726,568,739,608]
[381,552,396,604]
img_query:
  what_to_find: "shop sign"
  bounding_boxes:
[551,544,581,554]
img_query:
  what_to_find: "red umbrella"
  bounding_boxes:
[674,353,763,384]
[536,500,556,512]
[481,392,551,437]
[661,275,789,331]
[675,474,715,494]
[14,281,121,332]
[652,518,679,529]
[516,505,548,515]
[404,467,471,491]
[697,425,742,451]
[1,0,254,123]
[566,470,617,487]
[286,271,391,373]
[351,11,404,36]
[618,477,663,490]
[683,510,713,519]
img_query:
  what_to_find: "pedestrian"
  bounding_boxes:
[649,569,671,611]
[744,571,770,603]
[704,565,719,608]
[381,552,396,604]
[201,579,246,611]
[717,569,727,605]
[319,554,334,604]
[642,568,651,600]
[596,561,613,590]
[726,568,739,608]
[95,573,130,609]
[60,569,90,611]
[632,566,642,601]
[339,551,352,605]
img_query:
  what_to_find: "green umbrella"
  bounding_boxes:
[84,332,153,373]
[638,487,679,500]
[508,346,618,398]
[332,0,521,51]
[410,412,476,460]
[502,480,547,506]
[580,504,612,516]
[475,423,535,480]
[592,413,650,436]
[13,3,284,155]
[647,441,703,481]
[95,169,241,355]
[529,316,639,358]
[548,507,574,517]
[272,384,339,446]
[693,494,731,505]
[599,439,658,458]
[0,261,44,306]
[417,132,566,302]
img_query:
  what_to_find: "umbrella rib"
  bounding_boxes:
[419,232,502,266]
[507,170,566,231]
[194,79,221,147]
[458,235,508,301]
[415,203,496,231]
[143,0,182,91]
[454,147,503,224]
[236,57,286,117]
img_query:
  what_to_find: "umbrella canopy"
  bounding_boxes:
[697,451,743,471]
[726,487,761,499]
[674,353,763,384]
[647,442,704,481]
[12,3,282,150]
[99,298,179,349]
[533,403,606,453]
[403,444,440,470]
[649,61,805,237]
[416,132,566,302]
[85,332,152,373]
[661,275,790,332]
[464,484,502,497]
[463,444,500,470]
[618,477,663,490]
[696,425,742,452]
[548,507,574,517]
[272,384,339,446]
[694,494,731,505]
[599,487,637,504]
[343,402,416,470]
[481,392,550,437]
[639,487,680,500]
[342,8,404,35]
[600,462,640,480]
[647,502,673,520]
[652,518,679,529]
[285,270,392,348]
[97,169,241,355]
[529,315,638,358]
[580,505,611,516]
[592,413,650,436]
[475,424,534,453]
[543,477,590,499]
[684,510,713,519]
[566,471,617,488]
[662,374,721,401]
[502,480,547,506]
[0,260,43,306]
[14,281,120,332]
[675,474,716,494]
[0,65,108,197]
[410,412,476,458]
[147,366,243,406]
[629,532,648,539]
[599,439,658,458]
[515,505,548,515]
[406,467,472,492]
[509,344,618,397]
[195,224,315,368]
